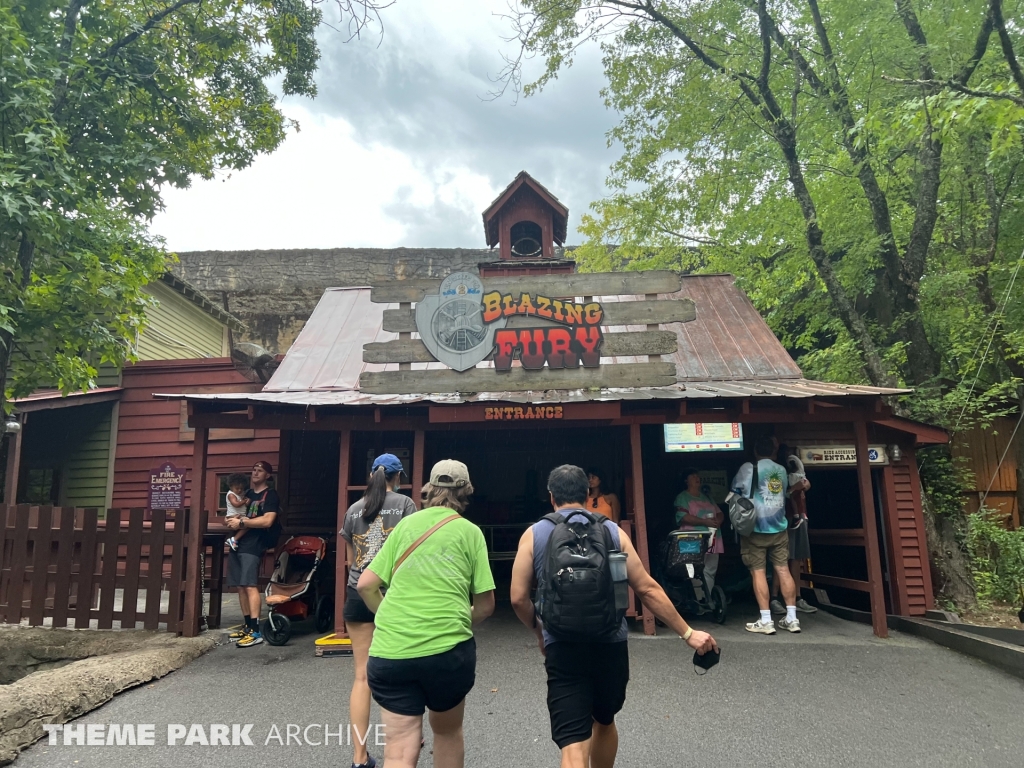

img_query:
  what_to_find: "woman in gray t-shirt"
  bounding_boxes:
[340,453,416,768]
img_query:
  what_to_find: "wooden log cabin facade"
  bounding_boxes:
[165,174,947,640]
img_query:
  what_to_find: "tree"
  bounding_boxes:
[0,0,386,410]
[507,0,1024,606]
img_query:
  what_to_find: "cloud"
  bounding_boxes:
[152,0,618,250]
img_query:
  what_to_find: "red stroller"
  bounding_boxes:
[261,536,333,646]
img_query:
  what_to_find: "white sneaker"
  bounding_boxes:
[745,619,776,634]
[796,598,818,613]
[778,616,802,633]
[769,599,786,615]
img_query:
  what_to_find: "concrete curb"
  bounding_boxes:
[820,604,1024,680]
[0,634,215,765]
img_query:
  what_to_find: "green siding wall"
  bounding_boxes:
[138,280,226,360]
[63,404,113,508]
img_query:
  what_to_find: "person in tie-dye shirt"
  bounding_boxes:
[731,437,802,635]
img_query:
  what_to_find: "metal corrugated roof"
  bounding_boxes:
[162,276,909,406]
[264,276,807,393]
[163,378,908,407]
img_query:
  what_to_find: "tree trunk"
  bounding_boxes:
[921,489,977,608]
[1017,386,1024,530]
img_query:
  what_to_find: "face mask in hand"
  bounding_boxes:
[693,647,721,676]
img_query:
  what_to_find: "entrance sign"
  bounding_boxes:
[664,423,743,452]
[416,272,506,372]
[148,462,185,509]
[484,405,563,420]
[797,445,889,466]
[428,401,620,423]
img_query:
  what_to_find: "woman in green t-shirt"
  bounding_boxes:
[357,459,496,768]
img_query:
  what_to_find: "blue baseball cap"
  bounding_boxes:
[371,453,405,475]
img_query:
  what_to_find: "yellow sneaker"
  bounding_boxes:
[236,629,263,647]
[227,626,248,639]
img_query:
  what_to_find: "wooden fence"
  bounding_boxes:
[0,506,188,632]
[952,416,1020,527]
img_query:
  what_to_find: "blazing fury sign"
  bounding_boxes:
[415,276,605,373]
[483,291,604,371]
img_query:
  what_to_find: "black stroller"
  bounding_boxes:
[657,530,727,624]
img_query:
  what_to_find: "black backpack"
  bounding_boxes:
[536,509,624,642]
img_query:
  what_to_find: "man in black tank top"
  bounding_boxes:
[511,465,719,767]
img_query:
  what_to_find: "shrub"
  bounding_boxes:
[966,509,1024,606]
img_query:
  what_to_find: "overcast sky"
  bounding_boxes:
[151,1,618,251]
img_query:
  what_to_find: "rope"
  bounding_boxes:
[952,249,1023,435]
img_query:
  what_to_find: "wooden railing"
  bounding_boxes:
[0,506,188,632]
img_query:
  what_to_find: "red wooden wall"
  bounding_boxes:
[113,359,279,521]
[879,451,934,616]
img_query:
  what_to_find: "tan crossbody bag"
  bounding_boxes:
[391,513,461,577]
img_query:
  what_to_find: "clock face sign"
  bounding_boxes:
[416,272,506,372]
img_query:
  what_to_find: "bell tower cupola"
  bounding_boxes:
[479,171,575,277]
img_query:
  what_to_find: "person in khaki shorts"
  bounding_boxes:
[731,436,802,634]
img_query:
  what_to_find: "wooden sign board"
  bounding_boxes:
[148,462,185,509]
[362,270,694,395]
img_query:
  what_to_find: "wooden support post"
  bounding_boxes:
[3,414,24,505]
[412,429,425,508]
[277,430,291,521]
[629,421,656,635]
[182,426,209,637]
[334,429,352,637]
[854,421,889,639]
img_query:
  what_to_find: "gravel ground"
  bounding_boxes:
[14,601,1024,768]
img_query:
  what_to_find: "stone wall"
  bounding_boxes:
[172,248,495,353]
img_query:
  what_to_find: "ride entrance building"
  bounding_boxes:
[166,173,946,641]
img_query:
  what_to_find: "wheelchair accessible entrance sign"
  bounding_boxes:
[796,445,889,466]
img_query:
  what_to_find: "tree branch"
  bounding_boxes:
[991,0,1024,97]
[100,0,203,61]
[881,76,1024,106]
[52,0,88,119]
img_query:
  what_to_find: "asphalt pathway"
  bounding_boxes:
[15,603,1024,768]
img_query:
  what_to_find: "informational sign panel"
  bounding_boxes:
[796,445,889,466]
[664,423,744,452]
[694,469,729,504]
[148,462,185,509]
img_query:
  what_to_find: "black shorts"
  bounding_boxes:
[545,640,629,749]
[343,586,376,625]
[367,637,476,716]
[789,521,811,561]
[226,552,261,587]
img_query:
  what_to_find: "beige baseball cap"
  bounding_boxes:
[429,459,471,488]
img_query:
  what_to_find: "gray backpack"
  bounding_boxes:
[727,462,758,537]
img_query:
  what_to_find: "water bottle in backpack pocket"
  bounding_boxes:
[537,510,626,642]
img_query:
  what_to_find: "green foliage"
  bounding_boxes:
[967,508,1024,605]
[522,0,1024,430]
[0,0,326,407]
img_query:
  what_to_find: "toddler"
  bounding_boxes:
[224,473,249,552]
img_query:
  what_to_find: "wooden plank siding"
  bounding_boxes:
[63,404,114,508]
[884,456,932,615]
[137,280,228,361]
[112,359,279,525]
[951,415,1019,527]
[283,431,340,535]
